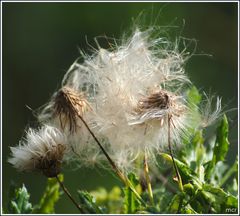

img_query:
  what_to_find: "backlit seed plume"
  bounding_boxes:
[199,94,222,128]
[34,28,222,171]
[38,86,91,134]
[65,29,193,170]
[8,125,67,177]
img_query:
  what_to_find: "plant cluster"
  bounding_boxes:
[7,27,238,214]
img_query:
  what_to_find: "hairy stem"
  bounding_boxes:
[55,175,84,213]
[168,114,183,191]
[143,152,154,205]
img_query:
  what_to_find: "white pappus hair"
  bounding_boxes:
[9,125,68,177]
[62,29,195,170]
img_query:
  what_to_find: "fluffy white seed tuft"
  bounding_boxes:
[61,29,194,170]
[8,125,67,177]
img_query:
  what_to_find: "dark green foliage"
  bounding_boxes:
[8,184,32,214]
[5,86,238,214]
[205,115,230,180]
[123,173,141,214]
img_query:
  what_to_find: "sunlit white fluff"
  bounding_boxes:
[9,125,67,177]
[32,28,222,171]
[64,29,193,170]
[199,94,222,128]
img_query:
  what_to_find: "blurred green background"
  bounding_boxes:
[2,2,238,213]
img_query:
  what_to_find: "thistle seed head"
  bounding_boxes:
[136,90,171,114]
[8,125,67,178]
[48,86,91,133]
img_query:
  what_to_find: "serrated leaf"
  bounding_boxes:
[182,130,205,174]
[214,115,229,162]
[78,190,103,214]
[205,115,230,180]
[123,172,141,214]
[33,174,62,213]
[200,184,238,213]
[9,184,32,214]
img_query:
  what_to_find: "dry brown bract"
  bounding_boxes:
[136,90,171,113]
[36,143,66,177]
[53,86,91,133]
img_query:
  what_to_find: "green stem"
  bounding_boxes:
[143,152,154,205]
[168,114,183,192]
[76,113,146,206]
[55,175,84,213]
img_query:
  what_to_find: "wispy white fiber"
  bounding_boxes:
[10,27,223,173]
[9,125,67,177]
[63,29,194,170]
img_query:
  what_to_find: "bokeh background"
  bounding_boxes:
[2,2,238,213]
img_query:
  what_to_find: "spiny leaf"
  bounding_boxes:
[200,184,237,213]
[214,114,229,162]
[123,172,141,214]
[9,184,32,214]
[78,190,103,214]
[205,115,230,180]
[33,174,62,213]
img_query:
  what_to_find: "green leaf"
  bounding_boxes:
[9,184,32,214]
[205,115,230,180]
[227,178,238,196]
[214,114,229,162]
[33,175,62,213]
[187,85,202,108]
[160,153,202,187]
[181,204,198,214]
[152,187,173,213]
[123,172,141,214]
[78,190,104,214]
[166,192,184,213]
[181,130,205,174]
[201,184,238,213]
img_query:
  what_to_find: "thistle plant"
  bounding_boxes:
[7,26,238,214]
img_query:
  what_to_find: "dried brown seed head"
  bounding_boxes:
[136,90,171,114]
[132,90,186,126]
[53,86,91,133]
[36,143,66,177]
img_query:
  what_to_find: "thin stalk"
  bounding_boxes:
[55,175,84,213]
[76,113,146,206]
[143,152,154,205]
[168,114,183,191]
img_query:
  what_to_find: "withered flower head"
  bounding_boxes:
[136,90,171,113]
[132,89,186,126]
[8,125,67,178]
[39,86,91,133]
